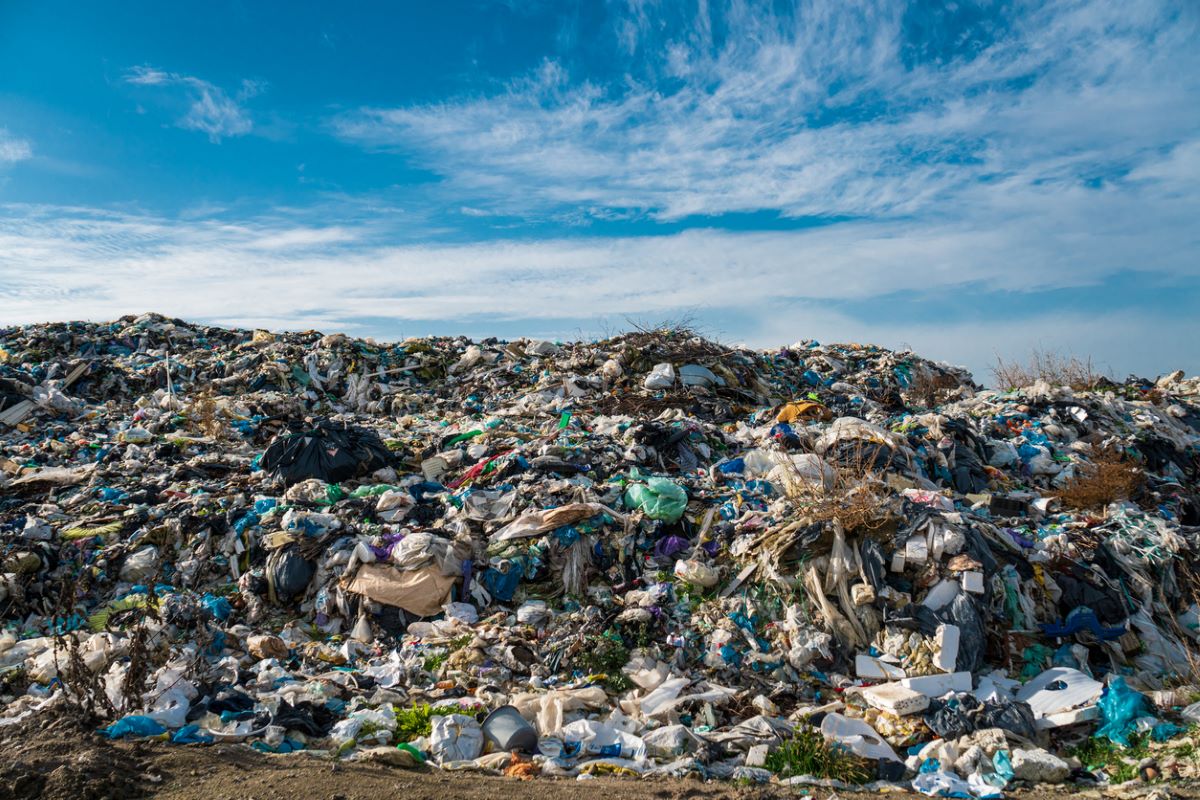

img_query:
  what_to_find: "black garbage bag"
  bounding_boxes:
[938,593,987,673]
[267,546,314,601]
[885,602,942,636]
[977,699,1039,741]
[0,376,26,413]
[924,695,1039,742]
[258,699,338,737]
[859,537,888,590]
[924,696,978,739]
[950,442,989,493]
[260,419,390,486]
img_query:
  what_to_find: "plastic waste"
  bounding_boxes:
[624,473,687,522]
[429,713,484,763]
[481,705,539,753]
[1095,677,1152,747]
[99,715,167,739]
[643,363,675,390]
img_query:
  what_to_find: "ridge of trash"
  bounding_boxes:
[2,312,1200,794]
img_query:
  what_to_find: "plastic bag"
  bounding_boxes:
[643,363,675,390]
[624,475,687,522]
[172,724,215,744]
[1095,677,1152,747]
[430,713,484,763]
[674,559,719,588]
[260,419,391,486]
[119,546,160,582]
[147,686,192,729]
[99,714,166,739]
[267,546,314,601]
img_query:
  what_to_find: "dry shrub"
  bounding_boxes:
[1056,446,1144,510]
[186,389,224,439]
[905,369,963,409]
[992,348,1107,391]
[50,560,169,723]
[49,571,114,721]
[784,441,891,533]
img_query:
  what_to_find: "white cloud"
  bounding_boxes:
[124,65,260,142]
[332,0,1200,227]
[124,65,171,86]
[0,200,1195,381]
[0,130,32,164]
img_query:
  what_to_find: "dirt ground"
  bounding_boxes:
[1,713,1196,800]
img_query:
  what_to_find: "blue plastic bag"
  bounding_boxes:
[989,749,1014,787]
[201,593,232,621]
[1095,677,1152,746]
[98,714,166,739]
[172,724,214,744]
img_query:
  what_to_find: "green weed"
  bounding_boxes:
[764,726,872,784]
[1069,731,1149,782]
[393,702,478,741]
[575,631,629,675]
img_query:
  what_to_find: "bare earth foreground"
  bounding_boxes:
[1,714,1193,800]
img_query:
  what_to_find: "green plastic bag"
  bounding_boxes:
[350,484,399,498]
[624,473,687,522]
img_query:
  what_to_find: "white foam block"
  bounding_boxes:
[856,654,906,680]
[961,570,985,594]
[905,536,928,564]
[901,671,973,697]
[922,579,959,610]
[1035,704,1101,730]
[934,624,960,672]
[862,683,931,716]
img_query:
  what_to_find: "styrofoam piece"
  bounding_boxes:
[961,570,985,594]
[862,682,931,716]
[934,624,960,672]
[901,671,973,697]
[1035,704,1101,730]
[905,536,928,564]
[856,654,906,680]
[820,712,900,761]
[921,579,959,610]
[851,583,876,605]
[746,743,769,767]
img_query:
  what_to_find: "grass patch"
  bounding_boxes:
[603,672,633,693]
[764,726,872,784]
[574,631,630,675]
[1069,731,1149,782]
[423,651,449,673]
[393,702,479,741]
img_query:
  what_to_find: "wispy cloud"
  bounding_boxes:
[333,0,1200,224]
[0,130,32,164]
[124,65,265,142]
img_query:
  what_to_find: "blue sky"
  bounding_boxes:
[1,1,1198,382]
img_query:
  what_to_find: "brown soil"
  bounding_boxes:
[2,712,1198,800]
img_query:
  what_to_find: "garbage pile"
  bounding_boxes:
[2,313,1200,794]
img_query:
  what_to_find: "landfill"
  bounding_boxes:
[2,312,1200,795]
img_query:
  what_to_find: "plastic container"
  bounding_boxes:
[481,705,538,753]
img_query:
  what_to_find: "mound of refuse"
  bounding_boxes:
[2,312,1200,794]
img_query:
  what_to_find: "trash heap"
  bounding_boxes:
[2,313,1200,794]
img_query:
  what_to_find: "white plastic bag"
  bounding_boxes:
[643,363,675,390]
[430,713,483,762]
